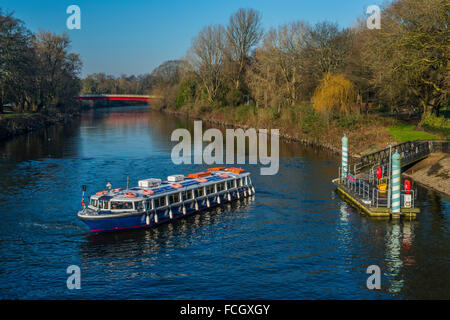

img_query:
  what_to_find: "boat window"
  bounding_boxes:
[99,200,109,210]
[154,196,166,208]
[135,201,144,211]
[182,190,193,200]
[216,182,225,192]
[226,181,234,189]
[111,201,133,210]
[90,198,98,208]
[169,193,180,204]
[206,185,215,194]
[194,188,204,197]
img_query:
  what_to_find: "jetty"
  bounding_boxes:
[332,137,449,219]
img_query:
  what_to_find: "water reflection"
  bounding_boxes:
[336,190,449,299]
[80,197,255,259]
[385,222,404,294]
[0,120,81,161]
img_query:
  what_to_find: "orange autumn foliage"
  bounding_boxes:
[313,73,357,116]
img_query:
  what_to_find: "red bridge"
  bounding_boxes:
[75,94,155,101]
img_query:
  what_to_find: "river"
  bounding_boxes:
[0,105,448,299]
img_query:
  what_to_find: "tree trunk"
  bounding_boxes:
[434,105,440,117]
[0,88,4,114]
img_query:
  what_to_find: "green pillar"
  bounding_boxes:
[391,152,401,213]
[342,135,348,179]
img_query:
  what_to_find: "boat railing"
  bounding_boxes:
[141,182,249,213]
[91,174,253,215]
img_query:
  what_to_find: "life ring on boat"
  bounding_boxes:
[207,167,226,172]
[226,167,245,174]
[96,190,108,196]
[219,174,229,178]
[196,178,208,183]
[171,183,183,189]
[142,189,154,195]
[124,192,137,198]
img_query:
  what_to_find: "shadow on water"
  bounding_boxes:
[82,197,254,251]
[0,120,81,161]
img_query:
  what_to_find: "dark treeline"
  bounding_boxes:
[81,60,181,95]
[0,10,81,114]
[152,0,448,123]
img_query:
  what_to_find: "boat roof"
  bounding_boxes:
[90,169,250,201]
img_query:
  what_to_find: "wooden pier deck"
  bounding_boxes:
[333,178,419,218]
[332,140,435,219]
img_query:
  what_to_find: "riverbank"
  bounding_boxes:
[0,111,80,142]
[404,153,450,197]
[156,103,442,159]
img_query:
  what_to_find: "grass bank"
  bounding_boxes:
[388,123,441,142]
[419,113,450,140]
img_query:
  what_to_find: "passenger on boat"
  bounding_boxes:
[110,201,133,210]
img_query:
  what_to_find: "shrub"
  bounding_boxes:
[299,104,325,134]
[313,73,358,117]
[176,78,197,108]
[420,113,450,139]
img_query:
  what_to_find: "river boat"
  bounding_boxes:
[77,167,254,233]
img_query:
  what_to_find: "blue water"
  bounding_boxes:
[0,106,448,299]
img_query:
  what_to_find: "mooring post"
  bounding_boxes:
[342,135,348,180]
[387,144,392,208]
[391,151,401,217]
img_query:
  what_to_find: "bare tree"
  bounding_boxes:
[361,0,448,117]
[225,8,263,91]
[302,22,353,91]
[188,25,226,103]
[151,60,181,87]
[247,21,311,108]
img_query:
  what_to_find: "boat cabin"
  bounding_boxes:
[87,169,252,213]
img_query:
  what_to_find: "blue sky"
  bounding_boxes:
[1,0,383,77]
